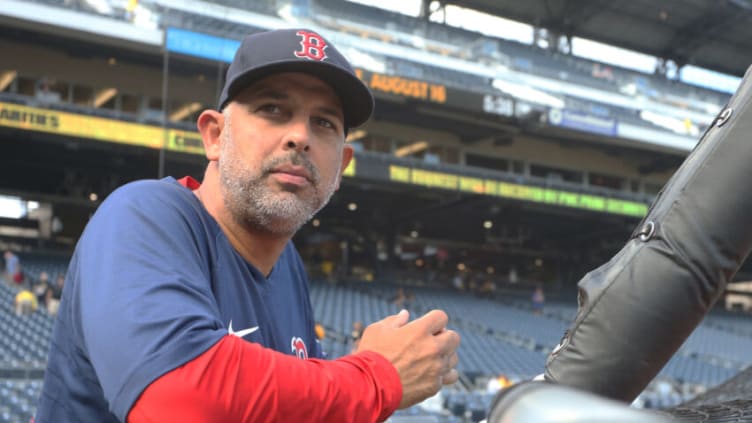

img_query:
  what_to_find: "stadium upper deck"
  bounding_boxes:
[3,0,733,150]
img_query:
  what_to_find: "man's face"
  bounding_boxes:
[217,72,352,236]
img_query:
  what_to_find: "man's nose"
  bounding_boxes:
[283,119,311,153]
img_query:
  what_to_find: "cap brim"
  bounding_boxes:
[221,60,374,129]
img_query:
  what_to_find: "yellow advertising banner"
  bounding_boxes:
[168,129,204,155]
[389,165,411,183]
[411,168,458,190]
[458,176,485,194]
[0,102,207,154]
[388,165,648,217]
[0,102,163,149]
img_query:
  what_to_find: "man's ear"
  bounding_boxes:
[197,109,224,161]
[335,143,354,190]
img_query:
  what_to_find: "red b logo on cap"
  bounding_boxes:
[294,30,328,62]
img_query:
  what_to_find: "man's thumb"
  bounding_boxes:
[385,309,410,328]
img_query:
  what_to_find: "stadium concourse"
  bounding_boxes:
[2,0,752,421]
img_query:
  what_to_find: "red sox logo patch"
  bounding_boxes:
[291,336,308,359]
[294,30,328,62]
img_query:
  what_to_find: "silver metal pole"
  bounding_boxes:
[158,35,169,178]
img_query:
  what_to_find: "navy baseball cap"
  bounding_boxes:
[218,28,374,129]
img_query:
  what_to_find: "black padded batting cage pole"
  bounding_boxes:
[486,64,752,421]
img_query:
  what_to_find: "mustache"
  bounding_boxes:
[262,153,320,184]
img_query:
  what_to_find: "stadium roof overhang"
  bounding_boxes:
[442,0,752,77]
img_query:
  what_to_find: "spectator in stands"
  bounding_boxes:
[313,322,329,359]
[36,29,460,423]
[404,290,416,309]
[350,320,364,353]
[531,285,546,315]
[390,287,407,307]
[468,273,478,295]
[45,274,64,317]
[3,250,19,284]
[479,278,497,298]
[314,322,326,341]
[508,266,519,284]
[14,288,38,316]
[321,258,335,283]
[34,77,60,103]
[11,263,25,286]
[33,271,50,310]
[452,271,464,291]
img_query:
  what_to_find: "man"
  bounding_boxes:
[36,28,460,422]
[14,287,38,316]
[3,250,19,284]
[33,271,50,310]
[44,273,64,316]
[350,320,364,353]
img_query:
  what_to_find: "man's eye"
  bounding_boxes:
[259,104,281,113]
[317,118,334,129]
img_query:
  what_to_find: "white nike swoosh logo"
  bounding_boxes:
[228,320,259,338]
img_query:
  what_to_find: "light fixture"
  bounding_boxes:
[312,219,320,227]
[0,71,17,92]
[0,195,24,219]
[169,102,203,121]
[457,263,466,271]
[410,230,419,238]
[483,220,493,229]
[347,202,358,211]
[92,88,117,108]
[89,193,98,202]
[394,141,429,157]
[345,129,367,143]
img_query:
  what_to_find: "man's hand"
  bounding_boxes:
[356,309,461,409]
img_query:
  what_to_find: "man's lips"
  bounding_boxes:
[269,165,312,186]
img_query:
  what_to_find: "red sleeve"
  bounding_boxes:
[127,335,402,423]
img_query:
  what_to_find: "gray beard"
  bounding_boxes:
[220,152,339,236]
